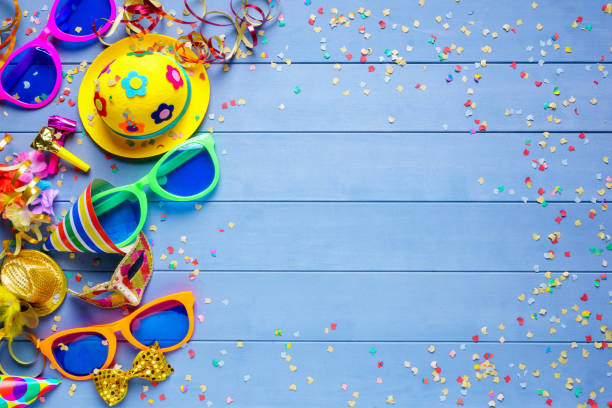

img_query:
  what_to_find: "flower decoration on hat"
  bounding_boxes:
[151,103,174,124]
[166,65,184,90]
[119,118,145,134]
[94,92,107,117]
[121,71,148,98]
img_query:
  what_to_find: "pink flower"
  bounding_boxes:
[13,150,49,183]
[166,65,184,89]
[31,188,59,216]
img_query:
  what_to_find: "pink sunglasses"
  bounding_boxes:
[0,0,117,109]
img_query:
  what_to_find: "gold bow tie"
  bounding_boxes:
[93,342,174,406]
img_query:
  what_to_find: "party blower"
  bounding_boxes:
[31,126,90,172]
[0,0,116,108]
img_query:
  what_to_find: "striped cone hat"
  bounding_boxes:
[43,179,126,254]
[0,376,61,408]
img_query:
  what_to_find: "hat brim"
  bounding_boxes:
[79,34,210,159]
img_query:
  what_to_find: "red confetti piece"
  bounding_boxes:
[523,149,530,156]
[546,399,552,406]
[167,247,174,254]
[535,80,542,87]
[345,53,352,60]
[359,55,367,63]
[510,62,517,69]
[596,314,603,320]
[517,317,525,325]
[222,102,228,109]
[456,376,463,383]
[379,20,386,29]
[568,145,575,151]
[230,100,236,106]
[422,378,429,384]
[520,71,527,78]
[484,352,493,360]
[564,251,570,257]
[331,323,337,330]
[317,7,323,14]
[579,132,585,139]
[199,394,206,401]
[555,216,562,223]
[160,394,166,401]
[585,335,592,342]
[504,376,511,383]
[581,293,588,301]
[140,393,147,400]
[188,349,196,358]
[472,335,479,342]
[368,66,375,72]
[560,210,567,217]
[434,367,442,374]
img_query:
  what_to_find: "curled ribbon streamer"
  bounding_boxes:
[95,0,278,66]
[0,330,46,376]
[0,0,21,67]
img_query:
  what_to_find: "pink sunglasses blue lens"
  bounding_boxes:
[0,0,113,106]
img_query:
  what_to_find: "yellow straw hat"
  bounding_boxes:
[0,250,67,317]
[79,34,210,159]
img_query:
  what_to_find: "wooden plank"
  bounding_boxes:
[3,131,609,203]
[35,270,608,343]
[8,0,611,64]
[1,62,609,132]
[22,341,611,408]
[10,202,607,272]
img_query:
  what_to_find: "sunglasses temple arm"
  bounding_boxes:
[92,190,137,217]
[1,48,36,91]
[156,149,201,179]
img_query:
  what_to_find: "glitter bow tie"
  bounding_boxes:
[93,342,174,406]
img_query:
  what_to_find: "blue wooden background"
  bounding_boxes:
[0,0,610,407]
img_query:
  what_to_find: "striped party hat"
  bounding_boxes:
[0,376,61,408]
[43,179,127,255]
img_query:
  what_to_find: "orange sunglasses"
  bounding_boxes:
[39,291,195,380]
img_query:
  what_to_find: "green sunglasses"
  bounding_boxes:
[91,134,220,248]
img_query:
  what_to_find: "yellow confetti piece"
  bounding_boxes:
[68,384,77,397]
[53,315,62,322]
[518,293,525,301]
[289,365,297,372]
[149,225,158,232]
[327,346,334,352]
[477,177,484,184]
[532,233,540,241]
[307,377,314,384]
[236,341,243,348]
[289,384,297,391]
[348,401,356,407]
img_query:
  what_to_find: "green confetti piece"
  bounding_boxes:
[585,25,592,31]
[261,36,268,44]
[541,201,548,207]
[279,21,285,27]
[369,347,377,355]
[294,86,301,94]
[606,243,612,250]
[212,359,219,367]
[384,49,392,56]
[323,52,331,59]
[498,185,505,192]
